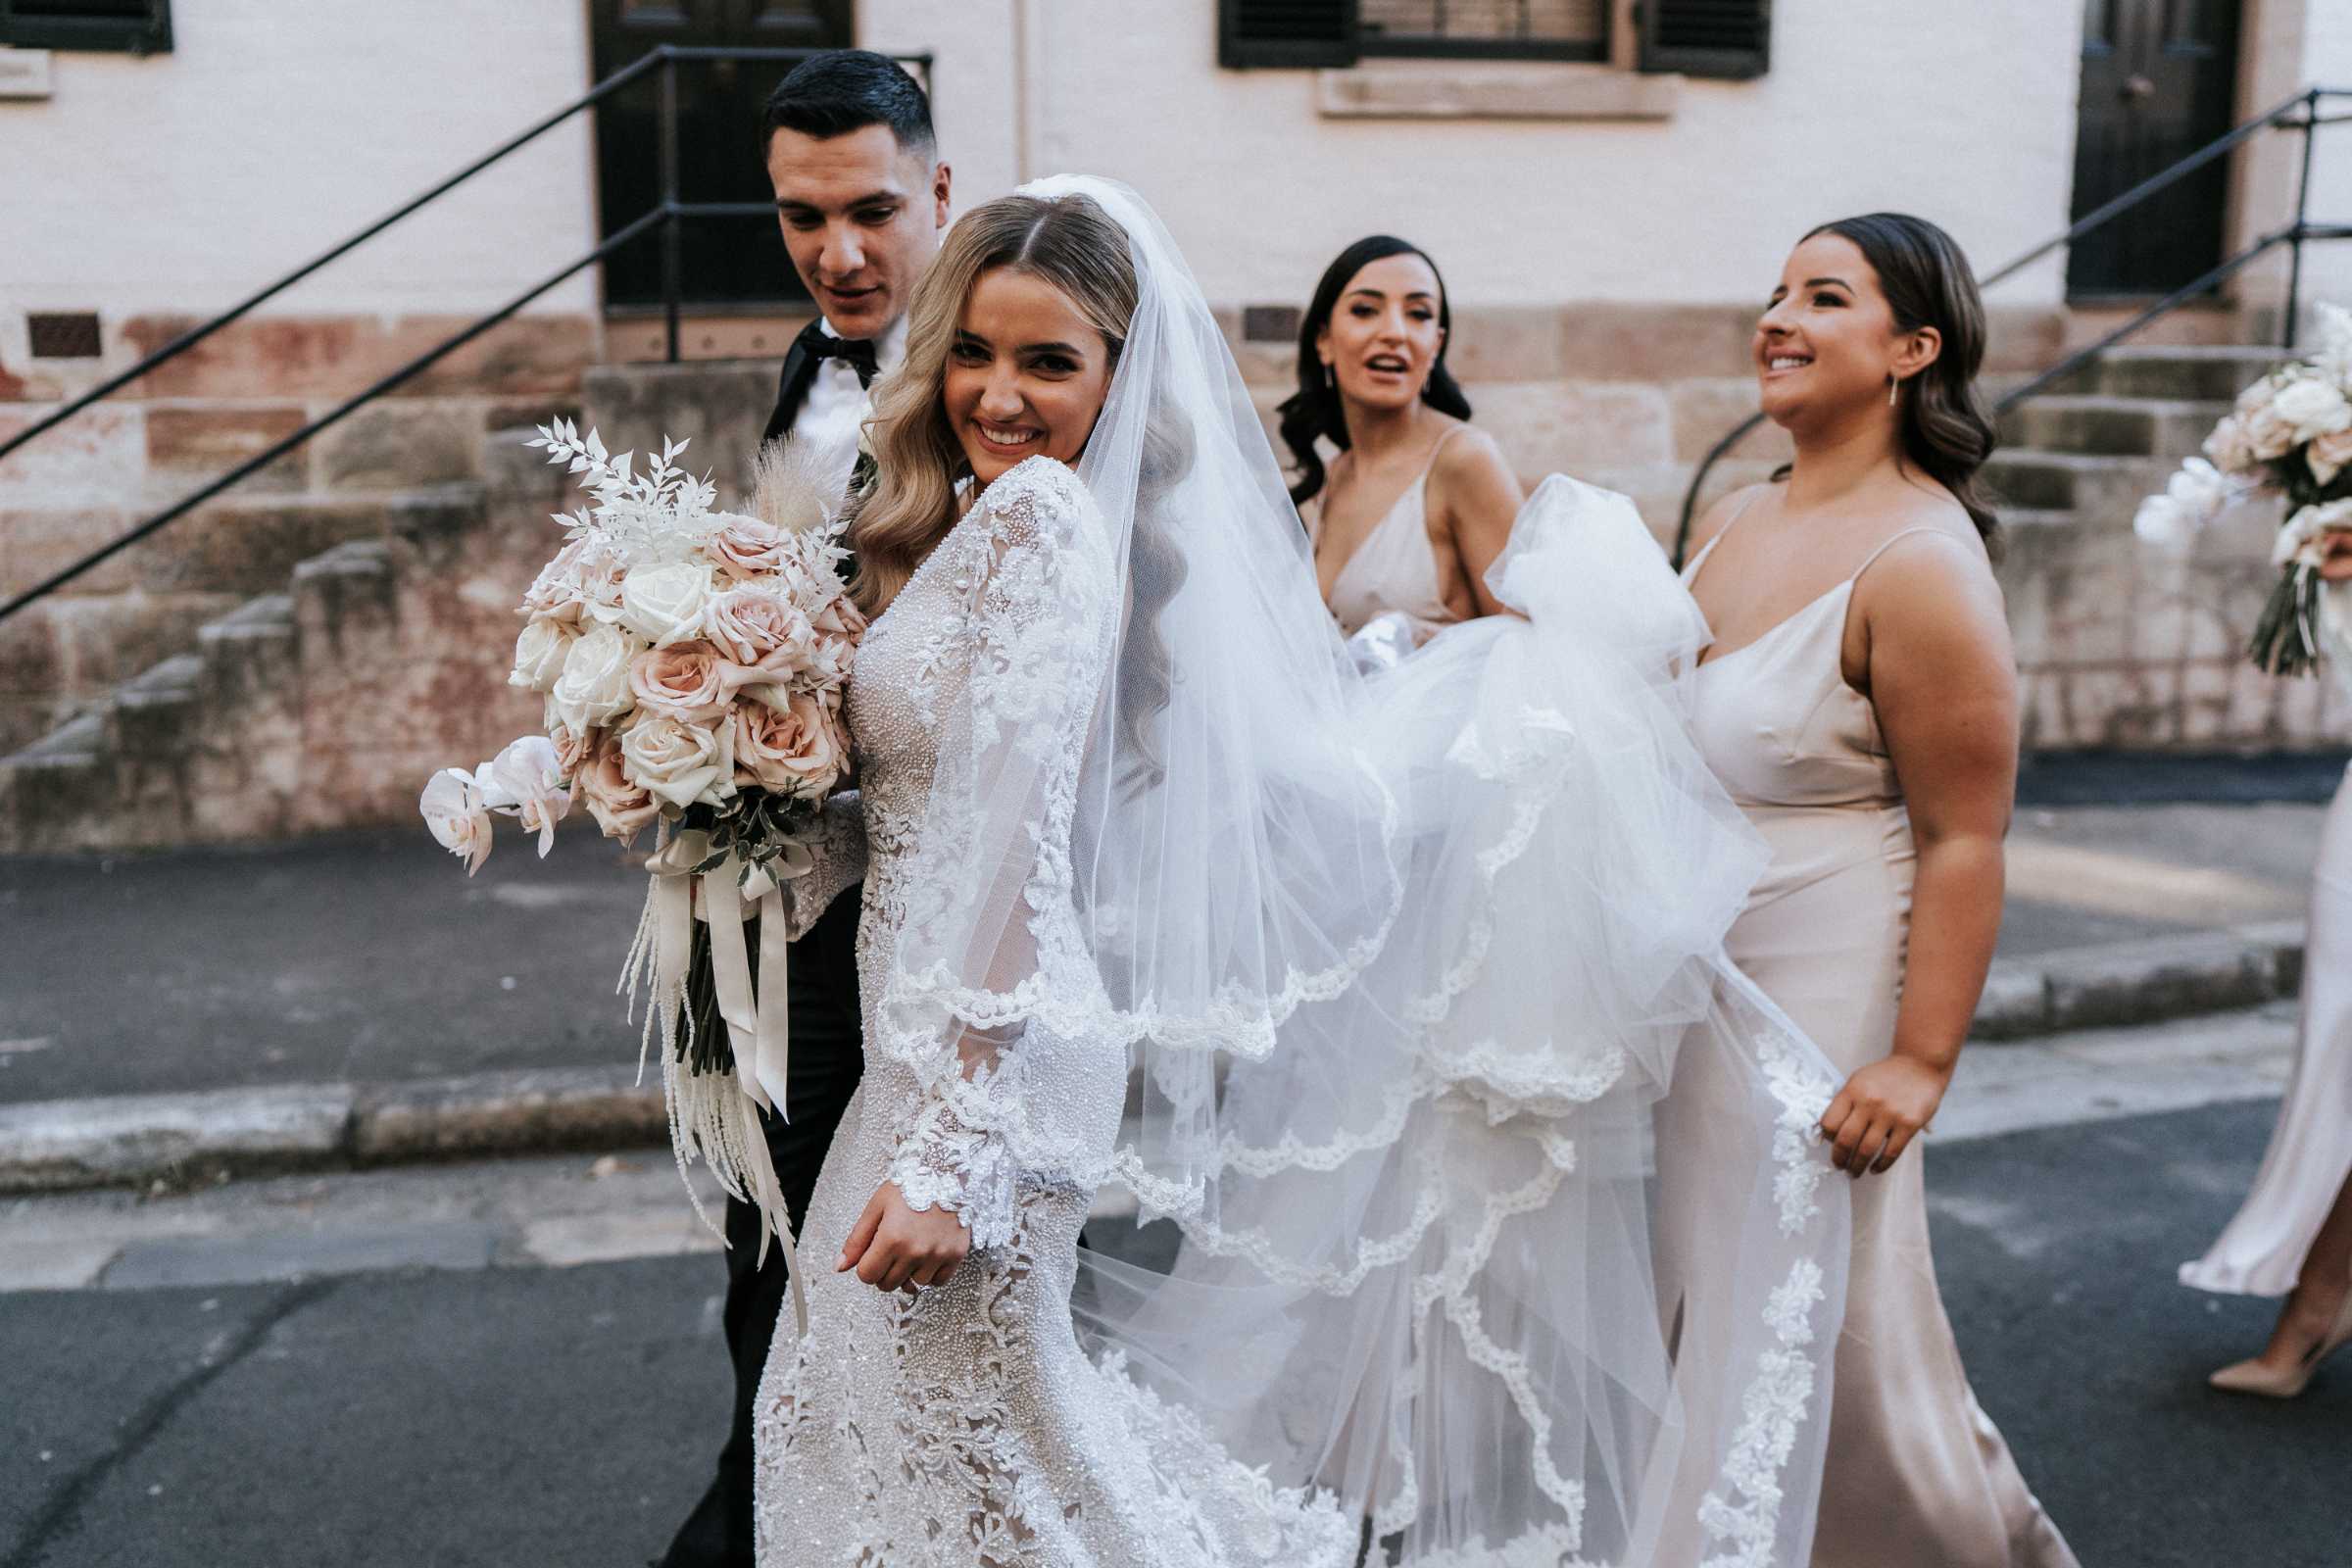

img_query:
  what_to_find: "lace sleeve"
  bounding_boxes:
[882,459,1115,1250]
[776,790,865,941]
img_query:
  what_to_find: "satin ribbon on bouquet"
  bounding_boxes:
[631,823,818,1336]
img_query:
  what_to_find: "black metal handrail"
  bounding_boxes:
[0,43,930,626]
[1672,85,2352,566]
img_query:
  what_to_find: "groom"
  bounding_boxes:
[658,48,950,1568]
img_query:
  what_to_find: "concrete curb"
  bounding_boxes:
[0,923,2307,1197]
[0,1065,662,1195]
[1970,921,2303,1040]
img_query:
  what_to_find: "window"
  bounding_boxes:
[0,0,172,53]
[1222,0,1770,78]
[1358,0,1607,63]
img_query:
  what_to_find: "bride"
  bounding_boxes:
[750,175,1852,1566]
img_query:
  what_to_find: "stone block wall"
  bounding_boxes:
[0,312,596,755]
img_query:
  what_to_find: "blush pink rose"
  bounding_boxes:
[733,687,847,796]
[708,515,793,578]
[548,721,596,781]
[629,640,732,722]
[576,732,660,843]
[707,585,813,675]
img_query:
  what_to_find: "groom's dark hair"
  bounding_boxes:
[760,49,935,158]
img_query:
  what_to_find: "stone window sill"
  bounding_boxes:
[1317,60,1680,122]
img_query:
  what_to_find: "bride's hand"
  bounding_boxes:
[1818,1055,1950,1177]
[838,1182,971,1294]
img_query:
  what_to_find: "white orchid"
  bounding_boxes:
[478,735,572,857]
[419,768,495,875]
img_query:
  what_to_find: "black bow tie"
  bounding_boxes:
[796,319,879,387]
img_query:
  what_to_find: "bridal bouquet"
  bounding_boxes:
[2134,303,2352,675]
[418,421,861,1283]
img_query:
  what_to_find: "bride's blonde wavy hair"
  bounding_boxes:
[848,192,1139,614]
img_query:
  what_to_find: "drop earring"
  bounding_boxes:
[1887,374,1901,408]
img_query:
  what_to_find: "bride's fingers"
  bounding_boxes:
[838,1193,886,1273]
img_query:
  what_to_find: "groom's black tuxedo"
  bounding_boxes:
[658,339,872,1568]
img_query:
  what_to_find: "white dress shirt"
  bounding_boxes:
[797,315,907,499]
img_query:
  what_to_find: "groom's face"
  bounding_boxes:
[767,123,952,342]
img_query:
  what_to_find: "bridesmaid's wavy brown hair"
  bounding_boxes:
[1806,213,2002,552]
[848,193,1137,614]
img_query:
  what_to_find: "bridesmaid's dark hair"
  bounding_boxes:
[1804,213,2001,550]
[1278,235,1473,508]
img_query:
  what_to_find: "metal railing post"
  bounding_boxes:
[2285,87,2321,349]
[659,46,683,365]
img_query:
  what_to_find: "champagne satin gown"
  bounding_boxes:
[2181,587,2352,1300]
[1685,514,2080,1568]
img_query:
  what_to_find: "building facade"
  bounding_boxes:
[2,0,2348,844]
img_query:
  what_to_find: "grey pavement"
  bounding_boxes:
[0,784,2332,1110]
[0,1011,2338,1567]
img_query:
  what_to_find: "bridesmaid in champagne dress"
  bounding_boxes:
[1276,235,1523,642]
[1683,215,2079,1567]
[2181,539,2352,1396]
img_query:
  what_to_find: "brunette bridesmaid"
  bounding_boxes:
[1277,235,1522,645]
[1680,213,2079,1568]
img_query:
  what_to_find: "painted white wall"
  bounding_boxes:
[0,0,599,318]
[2288,2,2352,315]
[871,0,2083,311]
[1,0,2091,329]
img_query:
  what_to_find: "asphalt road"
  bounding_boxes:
[2,1095,2342,1568]
[0,793,2328,1106]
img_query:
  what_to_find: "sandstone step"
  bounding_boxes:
[1981,450,2177,516]
[1999,395,2229,459]
[2047,345,2278,402]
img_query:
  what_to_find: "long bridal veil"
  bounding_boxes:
[869,174,1851,1565]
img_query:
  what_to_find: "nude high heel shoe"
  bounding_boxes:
[2209,1288,2352,1398]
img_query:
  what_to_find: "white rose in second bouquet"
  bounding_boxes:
[509,617,578,694]
[551,620,639,732]
[619,711,737,809]
[2242,398,2301,463]
[2271,375,2352,445]
[2204,414,2258,474]
[2134,458,2235,549]
[617,561,711,648]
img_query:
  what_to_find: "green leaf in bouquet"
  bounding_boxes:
[2246,563,2325,678]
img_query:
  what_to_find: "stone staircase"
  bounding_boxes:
[0,428,571,853]
[1986,345,2349,752]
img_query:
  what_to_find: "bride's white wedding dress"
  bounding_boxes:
[752,457,1352,1564]
[737,175,1851,1567]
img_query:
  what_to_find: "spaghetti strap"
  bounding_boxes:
[1682,485,1768,583]
[1848,525,1961,583]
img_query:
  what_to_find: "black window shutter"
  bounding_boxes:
[1639,0,1769,79]
[0,0,172,53]
[1219,0,1359,70]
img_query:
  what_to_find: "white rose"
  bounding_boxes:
[509,617,577,694]
[2242,399,2300,463]
[617,561,711,648]
[2168,457,2231,518]
[618,712,737,809]
[2271,375,2352,445]
[2203,414,2257,474]
[418,768,494,875]
[551,620,640,732]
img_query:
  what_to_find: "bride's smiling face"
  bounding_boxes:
[945,266,1116,487]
